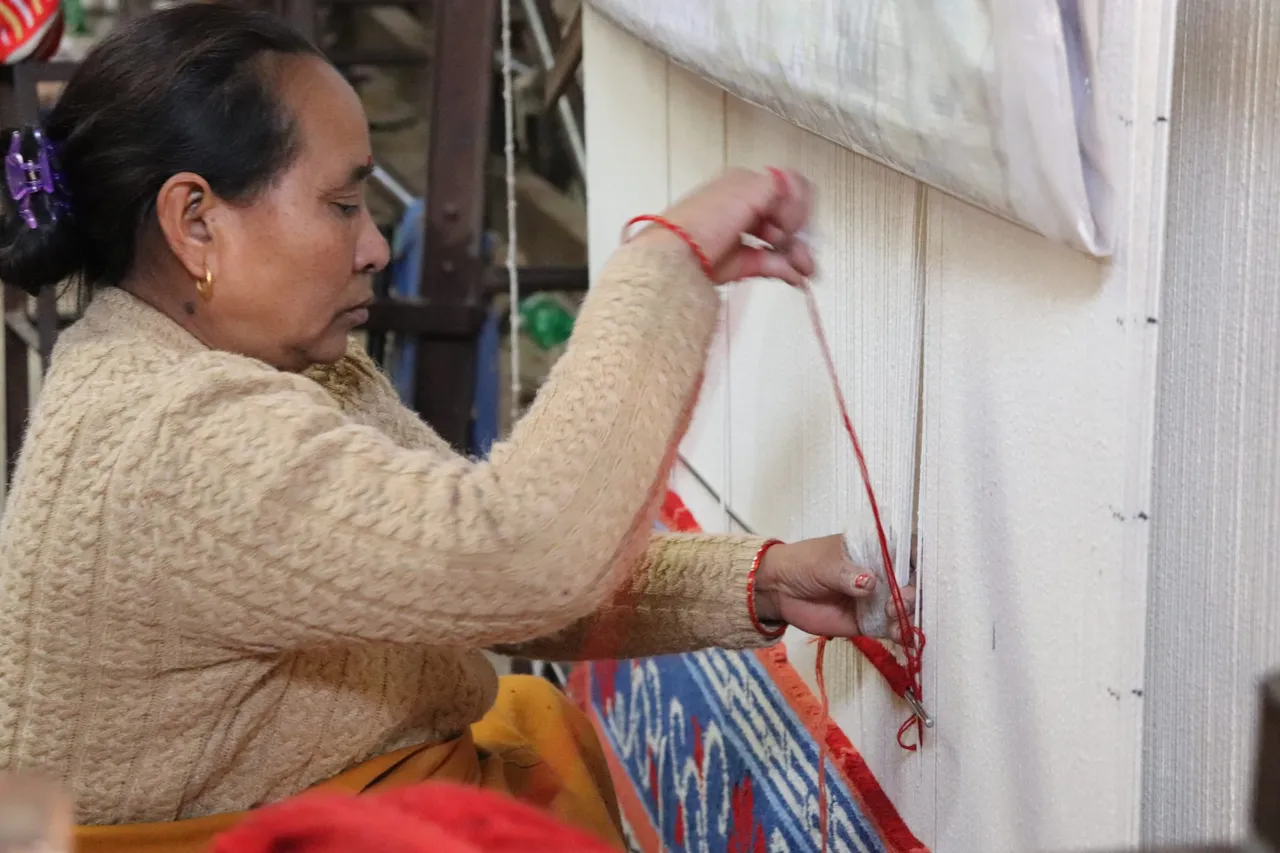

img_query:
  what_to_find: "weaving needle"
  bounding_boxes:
[904,688,934,729]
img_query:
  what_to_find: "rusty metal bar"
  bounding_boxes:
[363,300,484,337]
[4,289,30,483]
[322,0,423,6]
[35,288,56,369]
[0,66,25,483]
[484,265,587,295]
[414,0,497,451]
[1256,671,1279,848]
[0,61,77,481]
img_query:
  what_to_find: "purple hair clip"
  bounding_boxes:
[5,129,67,230]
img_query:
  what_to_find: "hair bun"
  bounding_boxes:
[0,125,83,295]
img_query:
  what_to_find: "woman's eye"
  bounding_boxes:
[333,202,360,217]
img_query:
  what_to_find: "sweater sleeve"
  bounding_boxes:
[491,532,782,660]
[315,342,781,658]
[125,240,720,653]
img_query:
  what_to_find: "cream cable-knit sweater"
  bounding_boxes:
[0,241,774,825]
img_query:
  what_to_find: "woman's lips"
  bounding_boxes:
[341,299,372,324]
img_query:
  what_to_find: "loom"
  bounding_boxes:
[559,6,1108,847]
[563,1,1279,852]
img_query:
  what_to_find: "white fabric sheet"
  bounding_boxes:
[587,0,1110,256]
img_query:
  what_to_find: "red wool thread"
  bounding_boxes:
[747,539,788,639]
[797,279,926,744]
[621,215,716,280]
[797,277,926,853]
[766,169,926,745]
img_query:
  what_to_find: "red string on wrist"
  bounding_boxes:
[622,215,716,280]
[746,538,787,639]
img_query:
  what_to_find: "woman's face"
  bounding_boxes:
[164,55,390,371]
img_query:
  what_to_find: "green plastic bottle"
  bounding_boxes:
[518,294,575,350]
[62,0,88,37]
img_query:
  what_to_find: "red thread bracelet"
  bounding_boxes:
[747,539,787,639]
[622,215,715,280]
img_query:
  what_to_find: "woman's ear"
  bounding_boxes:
[154,172,217,281]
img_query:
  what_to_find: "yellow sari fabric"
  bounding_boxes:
[74,675,624,852]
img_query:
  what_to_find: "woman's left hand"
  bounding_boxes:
[752,536,916,642]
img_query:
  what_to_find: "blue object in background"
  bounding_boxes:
[385,199,501,458]
[470,307,503,458]
[387,199,424,402]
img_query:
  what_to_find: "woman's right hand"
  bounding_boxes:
[629,167,816,287]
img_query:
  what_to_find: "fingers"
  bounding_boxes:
[885,584,917,643]
[651,165,815,286]
[847,570,876,598]
[753,223,817,280]
[887,585,917,617]
[785,236,817,280]
[756,168,816,280]
[765,167,813,238]
[713,246,809,288]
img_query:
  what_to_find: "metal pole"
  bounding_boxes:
[370,164,415,211]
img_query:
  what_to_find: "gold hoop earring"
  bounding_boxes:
[196,268,213,300]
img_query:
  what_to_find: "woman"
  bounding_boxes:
[0,4,912,849]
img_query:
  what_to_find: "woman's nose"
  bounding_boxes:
[356,216,391,274]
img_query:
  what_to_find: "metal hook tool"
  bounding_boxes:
[904,688,935,729]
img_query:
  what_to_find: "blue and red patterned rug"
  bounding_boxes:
[566,492,928,853]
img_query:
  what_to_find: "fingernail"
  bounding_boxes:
[766,166,790,197]
[854,573,874,590]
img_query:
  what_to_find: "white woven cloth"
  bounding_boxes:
[587,0,1110,256]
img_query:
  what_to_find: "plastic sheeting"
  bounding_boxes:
[586,0,1110,256]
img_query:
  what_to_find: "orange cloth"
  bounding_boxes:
[74,676,623,853]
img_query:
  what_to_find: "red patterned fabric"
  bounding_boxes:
[564,489,930,853]
[0,0,61,64]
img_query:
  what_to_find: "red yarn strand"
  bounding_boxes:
[797,280,925,737]
[796,277,927,852]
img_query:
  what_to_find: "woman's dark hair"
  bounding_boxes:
[0,3,324,295]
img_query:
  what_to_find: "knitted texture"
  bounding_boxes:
[0,241,774,825]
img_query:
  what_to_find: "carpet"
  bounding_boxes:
[566,491,928,853]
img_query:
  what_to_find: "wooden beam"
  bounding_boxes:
[363,300,483,337]
[543,5,581,111]
[414,0,497,452]
[484,265,587,296]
